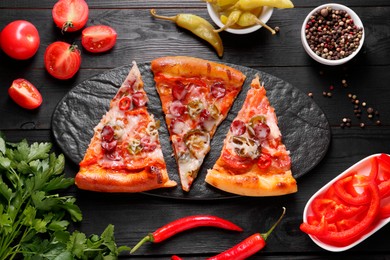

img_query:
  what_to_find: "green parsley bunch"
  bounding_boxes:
[0,134,129,259]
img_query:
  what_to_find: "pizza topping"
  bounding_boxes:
[101,125,115,142]
[187,99,204,118]
[184,129,210,159]
[199,108,217,131]
[252,122,271,141]
[105,150,121,161]
[249,115,267,127]
[146,120,160,137]
[101,140,117,153]
[172,81,188,100]
[171,118,190,135]
[230,120,246,136]
[257,153,272,169]
[132,91,147,107]
[231,136,260,159]
[119,96,132,110]
[221,149,254,172]
[128,139,142,155]
[149,166,163,184]
[169,100,186,117]
[211,82,226,99]
[140,136,157,152]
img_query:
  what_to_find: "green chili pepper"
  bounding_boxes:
[214,9,242,33]
[150,9,224,57]
[237,11,276,34]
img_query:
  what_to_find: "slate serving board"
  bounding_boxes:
[51,62,331,200]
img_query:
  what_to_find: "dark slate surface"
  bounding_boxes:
[52,61,331,199]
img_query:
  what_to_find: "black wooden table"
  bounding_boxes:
[1,0,390,259]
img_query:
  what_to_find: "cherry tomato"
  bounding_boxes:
[52,0,89,32]
[44,41,81,80]
[0,20,40,60]
[81,25,117,53]
[8,79,42,109]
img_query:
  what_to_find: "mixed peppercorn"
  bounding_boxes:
[305,7,363,60]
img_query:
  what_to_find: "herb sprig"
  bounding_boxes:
[0,134,130,259]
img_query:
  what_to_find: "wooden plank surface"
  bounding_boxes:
[1,0,390,259]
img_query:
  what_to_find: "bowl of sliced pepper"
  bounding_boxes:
[300,153,390,252]
[206,0,295,34]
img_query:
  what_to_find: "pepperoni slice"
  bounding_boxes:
[141,136,157,152]
[221,150,254,173]
[132,92,147,107]
[172,81,188,100]
[101,125,114,142]
[101,139,117,153]
[253,122,270,141]
[230,120,246,136]
[169,100,186,117]
[211,82,226,99]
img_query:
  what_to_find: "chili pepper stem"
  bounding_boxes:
[130,234,154,254]
[254,18,276,35]
[261,207,286,240]
[150,9,177,22]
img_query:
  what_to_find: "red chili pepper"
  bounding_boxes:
[130,215,243,254]
[171,255,183,260]
[207,207,286,260]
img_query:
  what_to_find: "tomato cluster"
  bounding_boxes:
[300,154,390,247]
[1,0,117,109]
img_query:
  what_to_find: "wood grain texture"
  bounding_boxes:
[1,0,390,259]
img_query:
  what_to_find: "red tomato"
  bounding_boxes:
[0,20,40,60]
[81,25,117,53]
[52,0,89,32]
[8,79,43,109]
[44,41,81,80]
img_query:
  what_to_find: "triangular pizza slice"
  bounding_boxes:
[75,62,177,192]
[151,56,246,191]
[206,75,297,196]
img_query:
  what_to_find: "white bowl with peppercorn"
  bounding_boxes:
[301,3,364,66]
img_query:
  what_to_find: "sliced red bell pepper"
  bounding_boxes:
[379,179,390,198]
[377,154,390,182]
[311,197,366,223]
[316,182,380,243]
[300,216,328,237]
[379,204,390,219]
[333,158,378,206]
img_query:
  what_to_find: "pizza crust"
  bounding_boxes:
[206,167,297,196]
[151,56,246,86]
[76,165,176,193]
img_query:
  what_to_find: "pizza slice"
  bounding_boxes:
[205,75,297,196]
[75,62,177,192]
[151,56,246,192]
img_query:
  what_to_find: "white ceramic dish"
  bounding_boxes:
[207,2,273,34]
[301,3,365,66]
[303,154,390,252]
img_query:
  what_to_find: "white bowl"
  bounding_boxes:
[303,154,390,252]
[207,2,273,34]
[301,3,365,66]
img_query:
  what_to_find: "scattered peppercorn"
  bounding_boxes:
[308,92,313,97]
[305,7,363,60]
[274,26,280,33]
[360,122,365,128]
[376,120,381,126]
[367,107,374,114]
